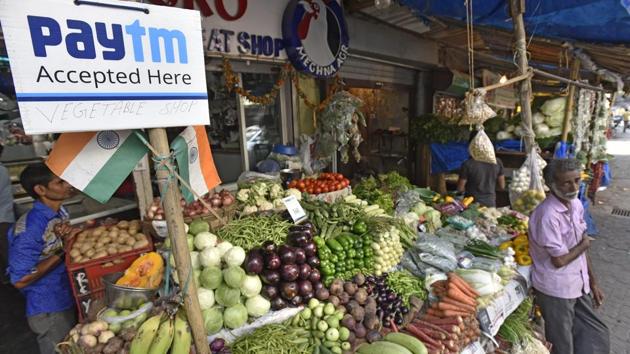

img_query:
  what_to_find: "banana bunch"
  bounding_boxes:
[130,309,192,354]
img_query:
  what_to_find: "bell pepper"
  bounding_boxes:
[516,254,532,266]
[499,241,513,251]
[513,235,529,246]
[515,244,529,255]
[445,196,455,204]
[463,196,474,207]
[352,221,367,235]
[326,239,344,253]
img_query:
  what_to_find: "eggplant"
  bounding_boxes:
[261,269,280,285]
[290,224,313,233]
[294,248,307,264]
[302,292,314,303]
[261,240,277,255]
[261,285,279,300]
[264,253,281,270]
[306,256,320,268]
[287,231,311,247]
[290,295,304,307]
[278,245,296,264]
[297,280,313,297]
[308,268,321,283]
[302,242,317,257]
[271,297,288,310]
[312,281,324,292]
[244,248,264,274]
[280,281,298,300]
[280,264,300,282]
[298,263,312,280]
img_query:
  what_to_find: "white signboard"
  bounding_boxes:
[148,0,289,59]
[0,0,210,134]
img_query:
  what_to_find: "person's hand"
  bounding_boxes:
[591,283,605,308]
[580,234,591,249]
[53,222,81,244]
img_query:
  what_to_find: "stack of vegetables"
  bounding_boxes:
[500,235,532,266]
[288,173,350,195]
[146,190,236,220]
[353,172,412,216]
[291,299,353,353]
[315,226,373,284]
[243,223,325,310]
[236,180,301,215]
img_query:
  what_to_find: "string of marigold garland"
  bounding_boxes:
[222,57,292,105]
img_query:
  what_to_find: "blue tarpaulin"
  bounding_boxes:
[400,0,630,44]
[431,142,469,173]
[496,139,526,152]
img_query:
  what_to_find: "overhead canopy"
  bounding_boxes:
[400,0,630,44]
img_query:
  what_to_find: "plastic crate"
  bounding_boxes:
[65,237,154,321]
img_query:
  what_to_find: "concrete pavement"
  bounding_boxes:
[588,130,630,354]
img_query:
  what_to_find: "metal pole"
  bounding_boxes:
[148,128,210,354]
[510,0,535,152]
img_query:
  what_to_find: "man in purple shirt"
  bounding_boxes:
[529,159,609,354]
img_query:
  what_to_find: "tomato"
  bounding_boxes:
[314,188,322,194]
[337,183,344,190]
[320,186,328,193]
[297,182,305,189]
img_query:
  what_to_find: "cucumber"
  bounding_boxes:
[357,341,413,354]
[384,333,428,354]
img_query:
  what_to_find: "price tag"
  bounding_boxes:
[282,195,307,223]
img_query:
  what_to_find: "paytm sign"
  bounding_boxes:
[0,0,209,134]
[28,16,188,64]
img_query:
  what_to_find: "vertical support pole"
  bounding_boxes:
[132,155,153,220]
[561,59,581,142]
[510,0,535,152]
[148,128,210,354]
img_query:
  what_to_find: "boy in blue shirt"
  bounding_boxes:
[8,163,79,354]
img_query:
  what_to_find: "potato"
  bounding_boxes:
[102,262,114,268]
[119,231,129,239]
[134,233,146,242]
[85,249,96,258]
[113,258,125,264]
[100,236,112,244]
[117,220,129,230]
[74,256,84,263]
[107,246,118,256]
[92,229,104,237]
[118,245,132,253]
[116,237,129,246]
[108,230,119,239]
[125,238,136,247]
[80,243,94,254]
[69,249,81,258]
[128,228,138,236]
[94,246,107,254]
[133,239,149,249]
[93,251,108,259]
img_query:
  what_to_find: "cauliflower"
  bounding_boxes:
[251,182,269,198]
[254,196,268,207]
[272,199,286,210]
[236,189,251,203]
[258,201,273,211]
[284,188,302,201]
[269,184,284,199]
[242,205,258,215]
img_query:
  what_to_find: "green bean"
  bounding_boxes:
[231,324,313,354]
[386,270,428,306]
[216,214,291,250]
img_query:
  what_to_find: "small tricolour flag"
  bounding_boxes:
[171,126,221,203]
[46,130,149,203]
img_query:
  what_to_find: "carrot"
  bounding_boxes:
[422,314,444,322]
[441,297,477,312]
[406,324,441,347]
[441,309,472,318]
[422,315,463,325]
[437,301,475,314]
[390,319,398,332]
[427,308,444,318]
[448,273,479,298]
[446,286,476,307]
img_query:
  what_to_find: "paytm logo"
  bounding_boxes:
[27,16,188,64]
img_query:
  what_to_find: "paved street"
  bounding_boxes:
[588,129,630,354]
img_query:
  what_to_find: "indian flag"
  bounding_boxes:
[46,130,149,203]
[171,126,221,202]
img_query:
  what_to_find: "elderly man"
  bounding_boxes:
[529,158,609,354]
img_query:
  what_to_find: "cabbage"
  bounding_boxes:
[549,127,562,136]
[189,219,210,236]
[216,241,233,258]
[215,284,241,307]
[410,202,429,216]
[496,131,513,140]
[245,295,270,317]
[545,112,564,128]
[198,288,215,310]
[284,188,302,200]
[223,246,246,267]
[202,306,223,334]
[533,112,545,124]
[194,232,218,251]
[194,269,201,288]
[240,275,262,298]
[200,266,223,289]
[223,266,245,288]
[540,97,566,116]
[223,303,248,329]
[190,251,200,270]
[199,247,221,268]
[534,123,551,137]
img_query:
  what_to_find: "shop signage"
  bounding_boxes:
[0,0,209,134]
[282,0,350,77]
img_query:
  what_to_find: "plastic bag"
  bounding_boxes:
[509,147,547,214]
[413,234,457,263]
[469,128,497,164]
[446,215,474,231]
[461,89,496,126]
[236,171,281,188]
[418,252,458,272]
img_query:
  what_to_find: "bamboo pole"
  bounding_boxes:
[510,0,535,152]
[561,59,581,142]
[148,128,210,354]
